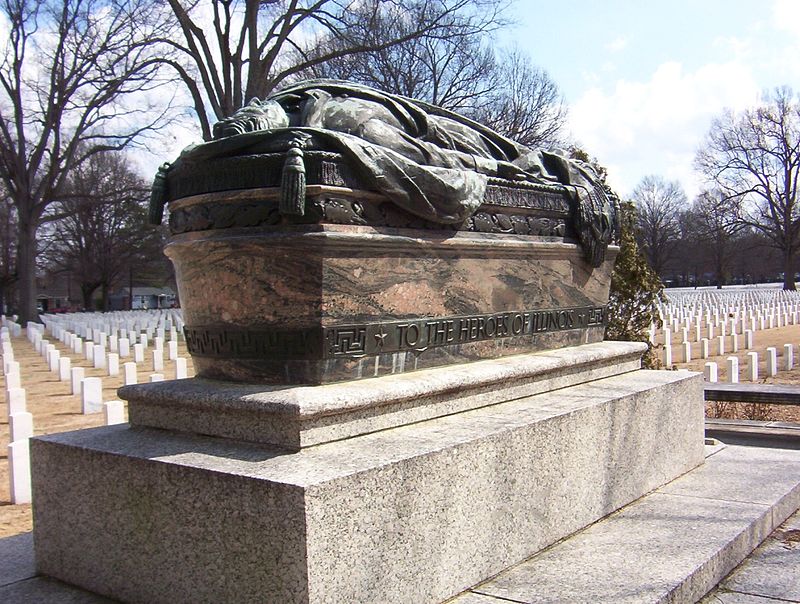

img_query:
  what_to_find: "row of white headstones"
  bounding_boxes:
[5,309,192,504]
[652,288,800,382]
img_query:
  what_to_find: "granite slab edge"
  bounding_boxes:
[120,340,647,419]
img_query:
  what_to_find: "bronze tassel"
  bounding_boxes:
[280,145,306,216]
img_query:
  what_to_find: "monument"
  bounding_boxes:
[30,80,704,603]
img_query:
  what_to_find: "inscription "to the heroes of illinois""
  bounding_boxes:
[326,306,606,357]
[185,306,606,361]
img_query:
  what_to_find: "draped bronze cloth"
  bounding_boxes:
[156,80,618,266]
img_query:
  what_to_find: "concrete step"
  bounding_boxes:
[449,443,800,604]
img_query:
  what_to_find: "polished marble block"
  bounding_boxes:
[168,222,617,384]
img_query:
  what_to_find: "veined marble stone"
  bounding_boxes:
[169,220,617,384]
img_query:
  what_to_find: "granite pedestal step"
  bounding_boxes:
[449,443,800,604]
[3,443,800,603]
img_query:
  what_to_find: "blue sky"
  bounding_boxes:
[506,0,800,199]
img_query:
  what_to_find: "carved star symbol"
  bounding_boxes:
[374,327,388,348]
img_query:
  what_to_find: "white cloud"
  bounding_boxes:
[772,0,800,35]
[568,60,761,200]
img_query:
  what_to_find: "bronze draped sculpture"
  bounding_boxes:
[150,79,619,267]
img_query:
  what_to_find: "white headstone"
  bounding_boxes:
[123,362,138,386]
[154,336,163,352]
[168,340,178,361]
[766,347,778,377]
[9,411,33,442]
[703,362,718,383]
[134,343,144,363]
[118,337,131,357]
[71,366,85,396]
[48,348,60,372]
[82,377,103,414]
[681,341,691,363]
[726,356,739,384]
[175,357,188,379]
[85,340,94,362]
[93,344,106,369]
[103,400,126,426]
[58,356,71,381]
[109,334,118,353]
[107,352,120,377]
[8,440,31,504]
[152,349,164,371]
[140,334,149,350]
[747,351,759,382]
[5,370,20,389]
[785,344,794,371]
[150,373,164,382]
[6,387,26,415]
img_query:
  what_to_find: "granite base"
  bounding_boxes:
[31,367,704,604]
[123,340,647,450]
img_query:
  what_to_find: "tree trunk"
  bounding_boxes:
[81,283,99,310]
[783,248,796,290]
[16,220,38,324]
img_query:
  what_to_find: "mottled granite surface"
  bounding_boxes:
[33,368,703,604]
[454,445,800,604]
[123,340,646,449]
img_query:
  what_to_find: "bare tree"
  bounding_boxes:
[689,190,746,288]
[696,87,800,290]
[0,191,16,312]
[308,11,498,113]
[316,33,567,148]
[44,151,163,310]
[470,48,567,148]
[162,0,507,140]
[0,0,173,322]
[631,175,687,278]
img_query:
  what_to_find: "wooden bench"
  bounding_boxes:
[704,383,800,448]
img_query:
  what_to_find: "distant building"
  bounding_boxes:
[36,274,76,313]
[109,287,177,310]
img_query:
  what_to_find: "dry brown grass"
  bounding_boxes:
[659,322,800,423]
[0,329,195,538]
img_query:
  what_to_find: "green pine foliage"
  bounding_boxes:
[605,201,664,368]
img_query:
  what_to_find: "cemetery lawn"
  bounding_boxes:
[1,331,195,538]
[663,322,800,423]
